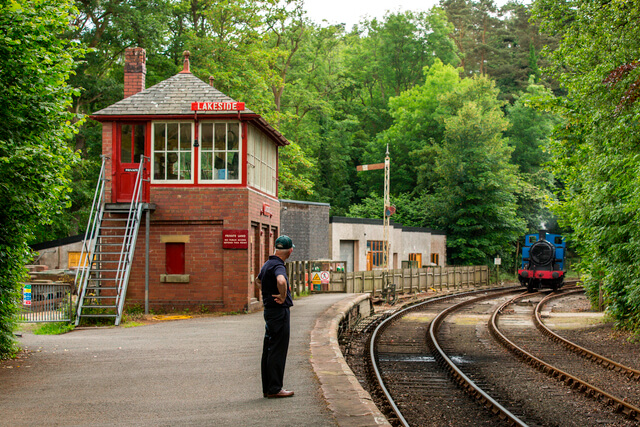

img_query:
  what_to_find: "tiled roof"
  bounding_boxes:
[91,71,289,146]
[92,72,255,116]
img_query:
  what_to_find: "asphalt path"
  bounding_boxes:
[0,293,350,426]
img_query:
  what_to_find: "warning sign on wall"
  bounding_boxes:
[311,272,321,285]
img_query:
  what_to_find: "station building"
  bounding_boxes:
[90,48,288,313]
[279,200,447,273]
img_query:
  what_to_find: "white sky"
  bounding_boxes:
[303,0,513,30]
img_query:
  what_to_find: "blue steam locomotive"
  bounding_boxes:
[518,230,566,292]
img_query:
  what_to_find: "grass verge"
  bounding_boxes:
[32,322,74,335]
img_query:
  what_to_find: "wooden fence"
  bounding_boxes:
[286,262,489,297]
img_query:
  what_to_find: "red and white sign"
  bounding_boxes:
[320,271,330,285]
[261,202,272,217]
[191,102,245,111]
[223,229,249,249]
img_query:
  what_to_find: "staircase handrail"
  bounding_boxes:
[74,156,108,320]
[114,156,148,324]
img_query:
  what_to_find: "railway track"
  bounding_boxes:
[490,289,640,422]
[355,286,640,426]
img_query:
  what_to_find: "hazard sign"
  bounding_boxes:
[320,271,330,285]
[312,272,321,285]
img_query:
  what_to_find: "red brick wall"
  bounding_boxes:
[125,186,280,313]
[124,47,146,98]
[101,122,114,203]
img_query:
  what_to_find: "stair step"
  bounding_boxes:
[86,286,118,290]
[79,314,117,318]
[83,295,117,299]
[93,252,125,255]
[82,305,117,309]
[100,227,129,230]
[90,269,125,272]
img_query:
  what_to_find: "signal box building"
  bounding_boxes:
[89,48,287,314]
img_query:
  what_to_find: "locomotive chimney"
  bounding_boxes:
[538,230,547,241]
[124,47,146,98]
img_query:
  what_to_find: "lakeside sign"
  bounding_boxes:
[191,102,245,112]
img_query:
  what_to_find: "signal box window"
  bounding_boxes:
[431,253,440,266]
[199,122,241,182]
[247,127,277,195]
[152,122,193,182]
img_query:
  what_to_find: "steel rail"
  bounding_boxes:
[426,290,529,427]
[535,289,640,381]
[490,291,640,421]
[368,287,522,427]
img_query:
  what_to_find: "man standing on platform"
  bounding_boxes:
[257,235,295,398]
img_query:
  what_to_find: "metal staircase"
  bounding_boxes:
[74,156,148,326]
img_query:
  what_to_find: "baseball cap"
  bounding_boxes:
[275,235,295,249]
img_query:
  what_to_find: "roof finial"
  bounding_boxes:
[181,50,191,73]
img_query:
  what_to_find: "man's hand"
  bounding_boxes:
[273,274,287,305]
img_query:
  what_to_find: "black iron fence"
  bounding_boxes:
[18,283,73,323]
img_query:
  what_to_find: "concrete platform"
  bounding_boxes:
[0,293,388,426]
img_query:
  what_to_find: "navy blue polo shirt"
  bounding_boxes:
[258,255,293,308]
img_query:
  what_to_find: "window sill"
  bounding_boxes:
[160,274,190,283]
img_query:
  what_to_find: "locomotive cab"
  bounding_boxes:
[518,230,565,292]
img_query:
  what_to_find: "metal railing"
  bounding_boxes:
[19,283,73,323]
[74,156,108,320]
[114,156,147,325]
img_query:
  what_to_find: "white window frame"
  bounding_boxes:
[151,121,194,184]
[247,126,276,195]
[198,121,242,184]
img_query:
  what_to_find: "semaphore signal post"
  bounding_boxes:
[356,145,393,277]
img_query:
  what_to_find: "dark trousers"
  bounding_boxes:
[261,306,290,395]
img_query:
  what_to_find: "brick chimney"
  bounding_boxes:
[124,47,146,98]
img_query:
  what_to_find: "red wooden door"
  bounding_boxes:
[115,123,149,202]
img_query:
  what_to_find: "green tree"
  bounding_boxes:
[377,60,463,195]
[505,77,559,231]
[0,0,86,357]
[434,94,525,265]
[532,0,640,330]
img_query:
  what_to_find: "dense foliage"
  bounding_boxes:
[532,0,640,331]
[0,0,85,357]
[50,0,556,271]
[2,0,586,355]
